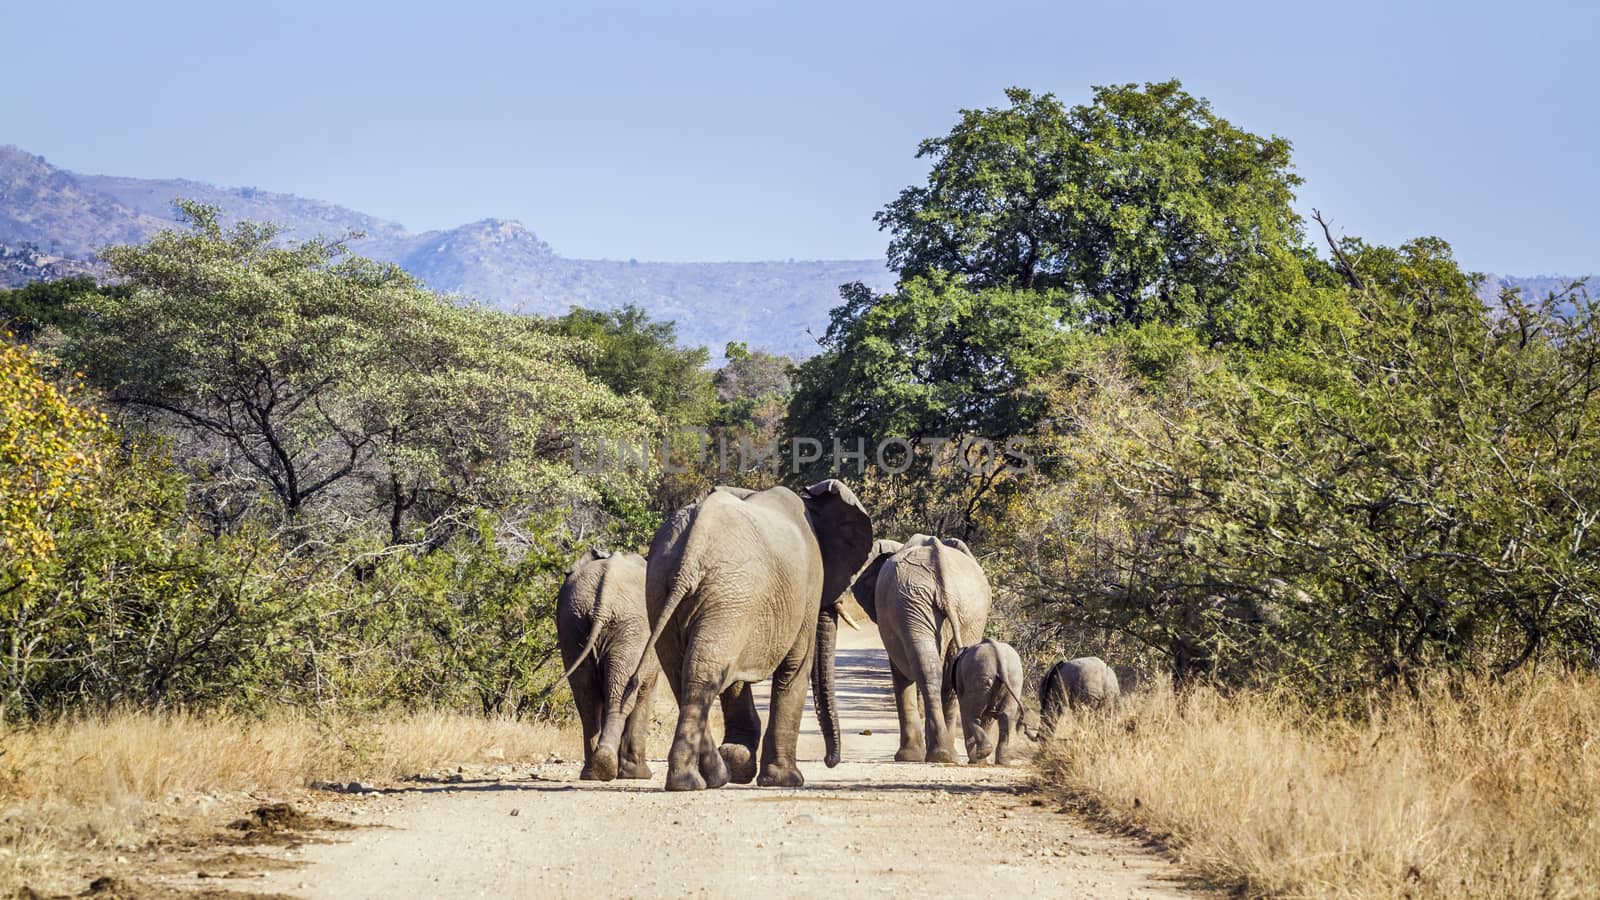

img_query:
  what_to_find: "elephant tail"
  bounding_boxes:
[619,561,699,712]
[560,613,604,682]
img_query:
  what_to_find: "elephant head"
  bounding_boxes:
[801,479,873,768]
[565,545,612,576]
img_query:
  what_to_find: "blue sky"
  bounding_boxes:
[3,0,1595,274]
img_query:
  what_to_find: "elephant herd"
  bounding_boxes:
[555,480,1123,792]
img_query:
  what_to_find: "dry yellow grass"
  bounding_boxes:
[1040,673,1600,898]
[0,709,581,894]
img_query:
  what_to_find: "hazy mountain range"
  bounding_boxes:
[0,145,895,357]
[0,144,1587,357]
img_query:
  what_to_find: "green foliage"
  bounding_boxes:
[0,207,668,721]
[67,202,654,544]
[997,239,1600,692]
[0,350,306,716]
[325,514,571,717]
[0,277,124,343]
[875,81,1324,345]
[787,275,1071,536]
[545,304,715,426]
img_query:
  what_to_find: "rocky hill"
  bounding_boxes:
[0,145,894,356]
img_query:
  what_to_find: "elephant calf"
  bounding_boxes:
[950,639,1027,765]
[1039,656,1120,735]
[558,548,659,781]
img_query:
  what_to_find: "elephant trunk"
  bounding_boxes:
[812,606,842,768]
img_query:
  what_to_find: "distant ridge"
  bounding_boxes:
[1,145,1586,353]
[0,145,894,356]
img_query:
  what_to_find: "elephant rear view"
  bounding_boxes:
[951,638,1027,765]
[557,549,658,781]
[611,480,872,792]
[850,534,991,763]
[1040,656,1120,734]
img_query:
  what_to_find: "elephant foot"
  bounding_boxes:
[699,748,731,789]
[966,748,993,765]
[927,747,958,764]
[618,758,653,780]
[665,764,706,792]
[894,746,926,763]
[719,743,757,784]
[590,746,619,781]
[756,763,805,788]
[579,765,598,781]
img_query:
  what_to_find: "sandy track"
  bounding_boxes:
[252,628,1193,898]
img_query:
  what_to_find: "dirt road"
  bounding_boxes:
[249,627,1193,898]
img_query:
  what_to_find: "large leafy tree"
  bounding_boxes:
[875,81,1320,344]
[69,203,653,541]
[545,304,715,426]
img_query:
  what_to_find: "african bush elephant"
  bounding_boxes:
[608,480,872,791]
[557,548,659,780]
[850,535,992,763]
[1040,656,1120,733]
[951,638,1027,765]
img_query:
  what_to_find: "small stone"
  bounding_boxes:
[447,773,465,783]
[509,808,520,817]
[859,729,873,735]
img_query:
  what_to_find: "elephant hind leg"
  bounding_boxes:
[890,663,925,762]
[617,666,657,780]
[665,658,732,792]
[568,662,604,780]
[959,683,994,764]
[718,682,760,784]
[757,632,813,787]
[915,649,957,764]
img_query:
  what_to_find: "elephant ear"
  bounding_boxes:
[848,550,892,623]
[940,537,975,557]
[564,546,610,577]
[802,479,874,610]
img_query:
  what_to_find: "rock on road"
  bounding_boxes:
[257,626,1193,898]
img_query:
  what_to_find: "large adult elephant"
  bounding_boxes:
[605,480,873,791]
[556,548,658,781]
[850,535,991,763]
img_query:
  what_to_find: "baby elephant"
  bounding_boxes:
[950,639,1028,765]
[558,548,660,780]
[1039,656,1120,734]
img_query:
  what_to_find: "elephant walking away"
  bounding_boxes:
[850,535,992,763]
[557,549,659,780]
[611,480,873,791]
[951,638,1027,765]
[1040,656,1120,734]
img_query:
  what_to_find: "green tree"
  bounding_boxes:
[0,277,125,343]
[67,203,653,543]
[788,275,1069,537]
[998,237,1600,693]
[875,81,1321,344]
[546,305,715,426]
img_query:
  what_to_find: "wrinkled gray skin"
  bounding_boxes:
[851,535,992,763]
[1039,656,1120,733]
[612,480,873,792]
[951,638,1026,765]
[557,549,659,781]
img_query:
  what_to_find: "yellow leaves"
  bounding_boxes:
[1,342,110,583]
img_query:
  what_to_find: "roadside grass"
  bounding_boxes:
[1039,672,1600,898]
[0,709,581,895]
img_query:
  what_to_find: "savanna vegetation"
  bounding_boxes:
[2,79,1596,896]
